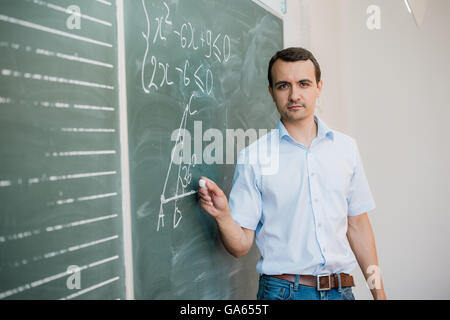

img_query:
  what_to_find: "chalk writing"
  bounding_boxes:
[139,0,231,231]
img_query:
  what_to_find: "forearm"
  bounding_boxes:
[216,210,252,258]
[197,177,254,259]
[347,214,386,300]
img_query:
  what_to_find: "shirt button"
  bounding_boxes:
[311,172,315,177]
[318,223,322,228]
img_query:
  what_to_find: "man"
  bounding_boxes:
[197,47,386,300]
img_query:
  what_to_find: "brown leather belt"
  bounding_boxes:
[267,273,355,291]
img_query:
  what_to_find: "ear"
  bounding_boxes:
[316,80,323,96]
[268,85,274,100]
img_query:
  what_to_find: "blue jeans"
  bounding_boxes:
[257,274,356,300]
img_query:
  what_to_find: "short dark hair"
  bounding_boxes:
[267,47,321,87]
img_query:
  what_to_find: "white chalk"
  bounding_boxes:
[199,179,206,189]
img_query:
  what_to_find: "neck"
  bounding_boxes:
[281,115,317,148]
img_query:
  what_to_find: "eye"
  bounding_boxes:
[299,81,310,87]
[277,83,288,89]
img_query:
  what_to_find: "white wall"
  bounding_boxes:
[284,0,450,299]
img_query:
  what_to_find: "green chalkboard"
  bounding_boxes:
[124,0,283,299]
[0,0,126,299]
[0,0,283,300]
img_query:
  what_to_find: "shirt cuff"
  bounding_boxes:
[348,203,376,216]
[231,214,259,230]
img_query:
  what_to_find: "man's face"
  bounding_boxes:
[268,59,322,123]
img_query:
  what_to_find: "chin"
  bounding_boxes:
[283,112,312,122]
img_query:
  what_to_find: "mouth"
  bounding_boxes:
[287,104,305,111]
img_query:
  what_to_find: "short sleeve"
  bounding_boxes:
[228,151,262,230]
[347,141,376,216]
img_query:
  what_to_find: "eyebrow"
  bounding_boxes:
[274,81,288,87]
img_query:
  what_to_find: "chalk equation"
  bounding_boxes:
[139,0,231,231]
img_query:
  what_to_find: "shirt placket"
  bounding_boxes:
[306,142,328,271]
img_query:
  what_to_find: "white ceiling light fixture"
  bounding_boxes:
[404,0,429,27]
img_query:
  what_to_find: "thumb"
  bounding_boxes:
[199,177,223,196]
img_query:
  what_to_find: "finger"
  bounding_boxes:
[197,191,211,201]
[197,189,209,199]
[199,176,223,196]
[198,194,212,202]
[197,186,207,196]
[199,198,213,207]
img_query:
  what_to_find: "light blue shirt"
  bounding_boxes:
[228,116,375,276]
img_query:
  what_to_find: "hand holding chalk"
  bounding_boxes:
[197,177,229,219]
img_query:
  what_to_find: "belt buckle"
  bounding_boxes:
[317,274,331,291]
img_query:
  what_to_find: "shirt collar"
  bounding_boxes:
[278,115,335,142]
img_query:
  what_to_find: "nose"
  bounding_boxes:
[290,85,302,103]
